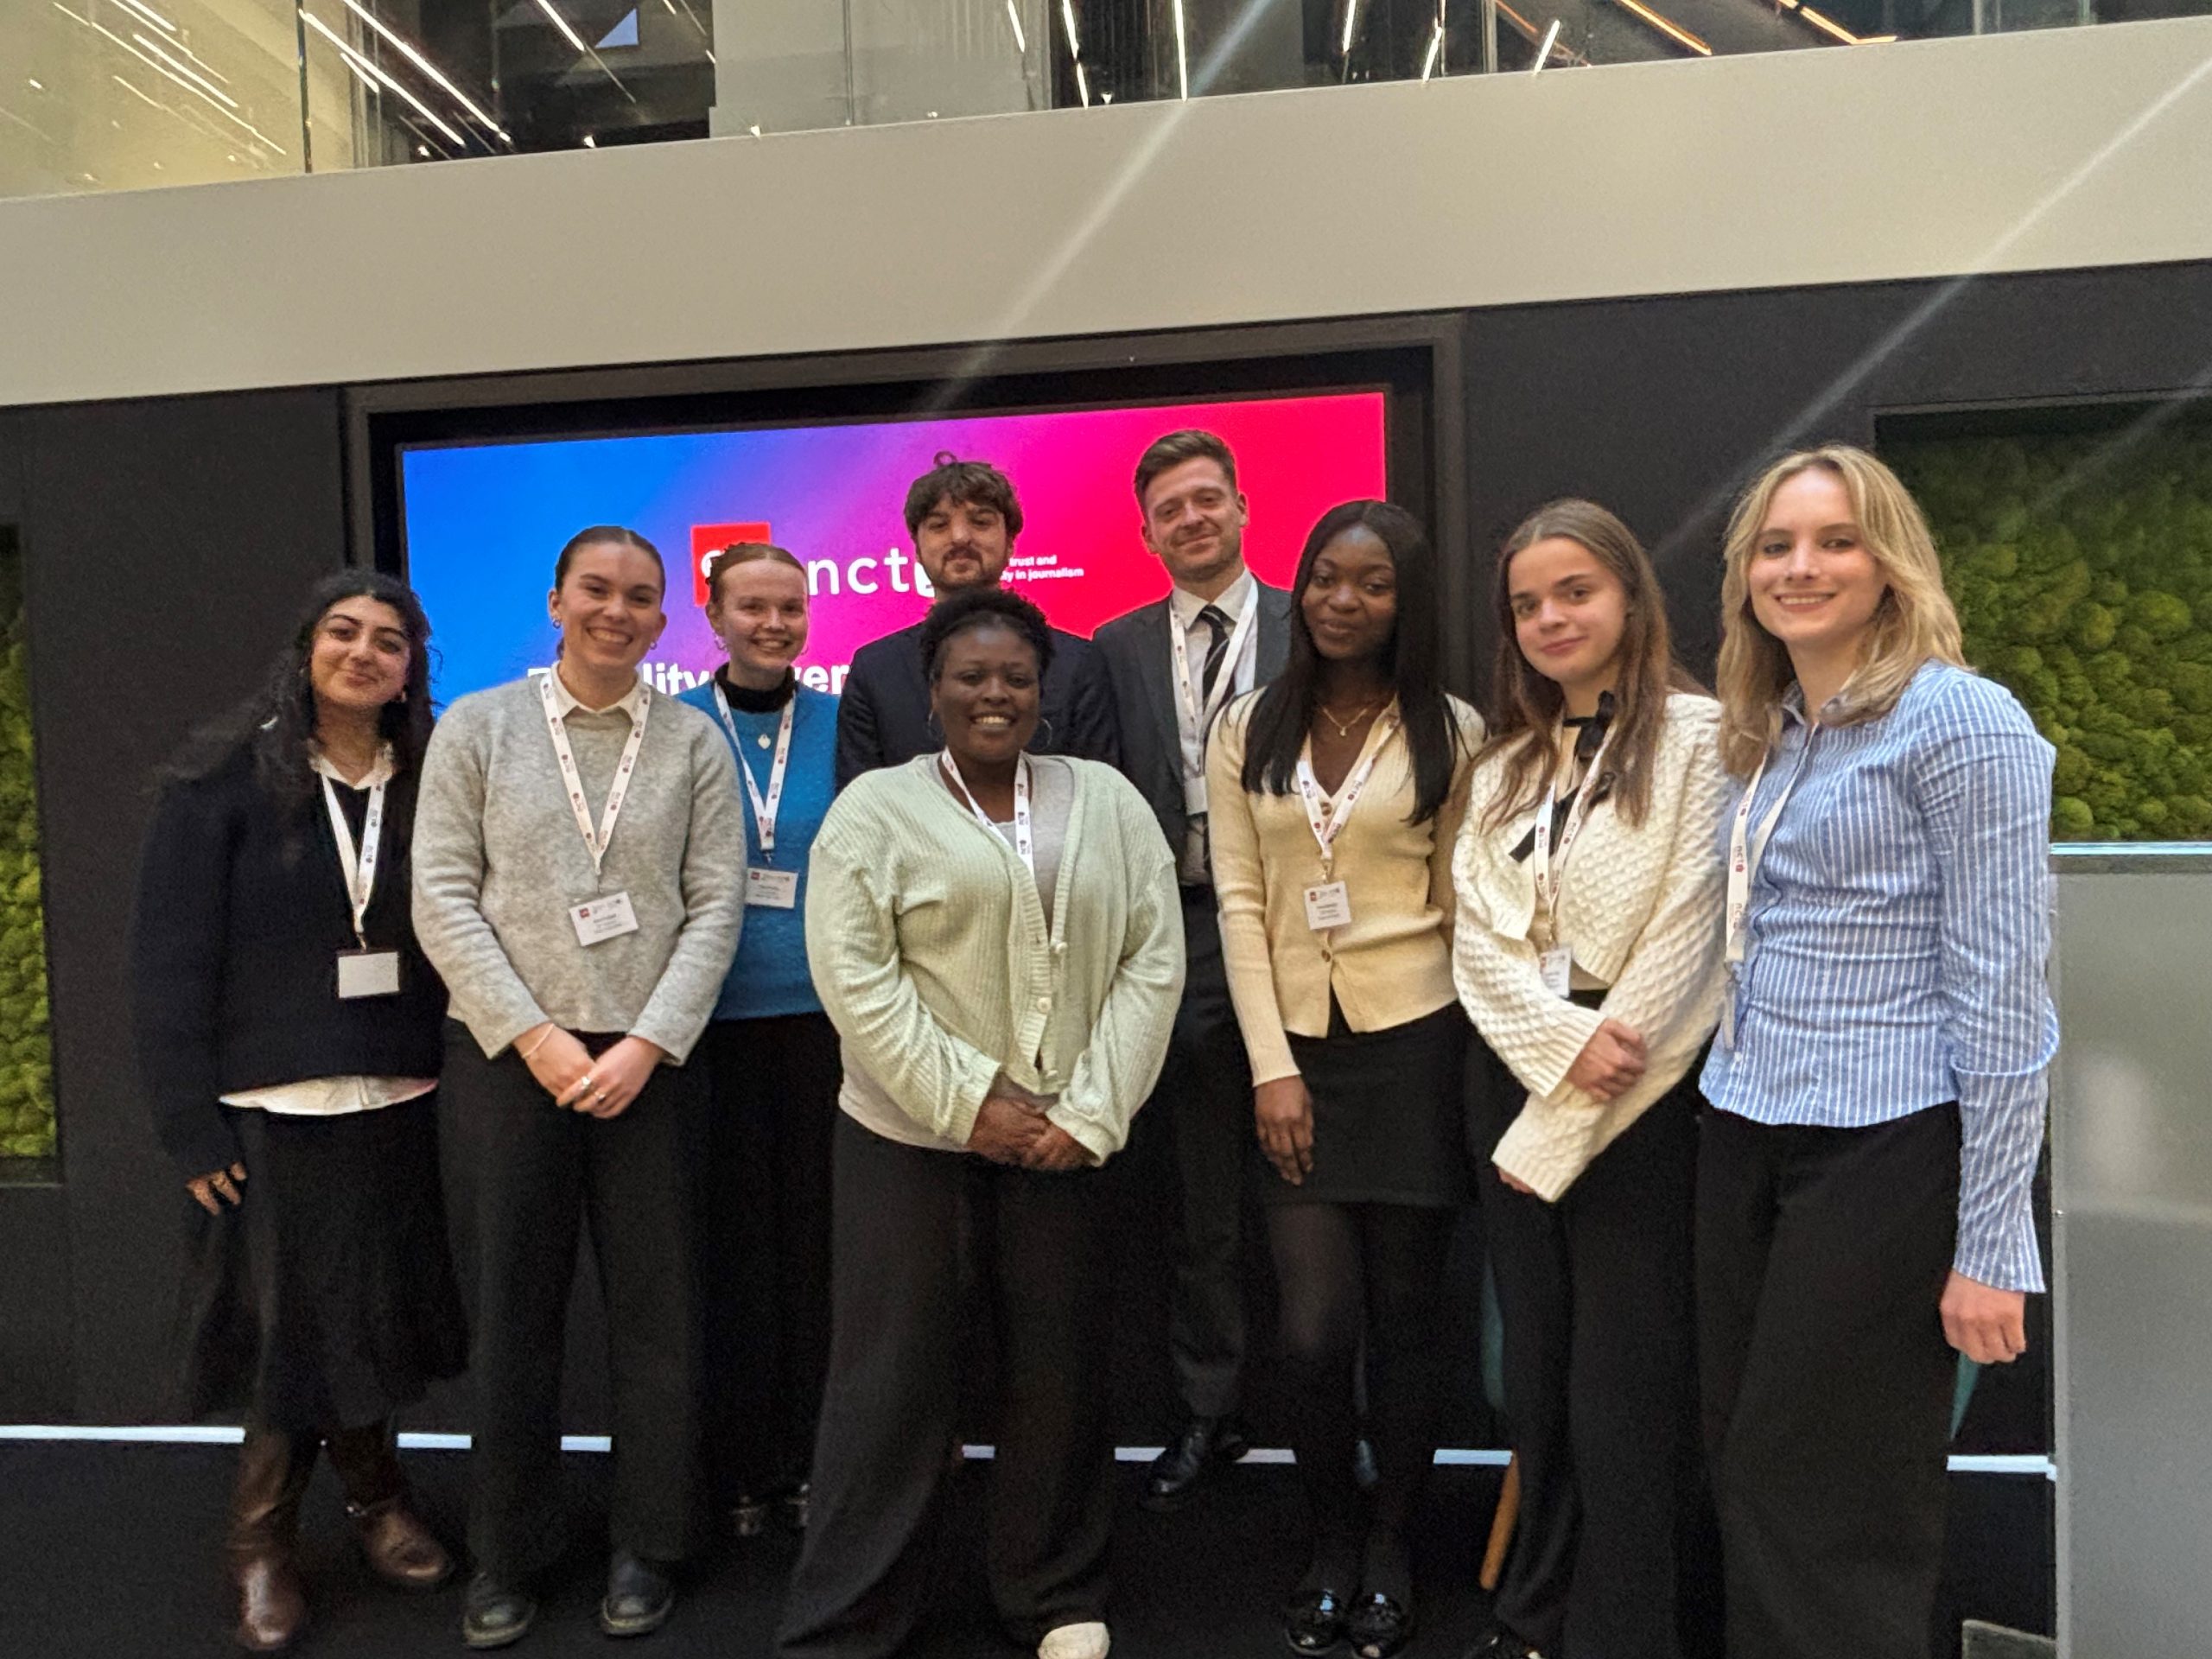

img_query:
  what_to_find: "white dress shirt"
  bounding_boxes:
[1170,569,1260,884]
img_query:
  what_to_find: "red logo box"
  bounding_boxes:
[690,522,773,607]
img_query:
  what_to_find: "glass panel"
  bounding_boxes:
[0,527,54,1166]
[1891,405,2212,842]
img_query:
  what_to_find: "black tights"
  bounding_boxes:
[1267,1200,1457,1603]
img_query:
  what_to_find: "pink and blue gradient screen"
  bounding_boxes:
[400,391,1388,702]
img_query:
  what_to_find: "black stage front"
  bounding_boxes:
[0,1445,2049,1657]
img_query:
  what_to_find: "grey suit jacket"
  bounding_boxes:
[1087,580,1294,863]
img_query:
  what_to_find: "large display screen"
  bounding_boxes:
[399,391,1389,704]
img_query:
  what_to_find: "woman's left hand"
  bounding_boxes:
[1940,1270,2028,1363]
[1020,1123,1090,1173]
[558,1036,666,1119]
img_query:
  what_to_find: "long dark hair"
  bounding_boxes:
[163,570,435,810]
[1238,499,1462,825]
[1480,499,1702,831]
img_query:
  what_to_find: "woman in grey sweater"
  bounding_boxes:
[412,526,746,1650]
[778,588,1185,1659]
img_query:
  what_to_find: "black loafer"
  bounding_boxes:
[1348,1592,1412,1659]
[461,1573,537,1650]
[1281,1586,1351,1656]
[597,1551,674,1639]
[1144,1416,1252,1512]
[1460,1628,1543,1659]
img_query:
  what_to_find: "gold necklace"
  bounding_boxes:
[1317,699,1380,740]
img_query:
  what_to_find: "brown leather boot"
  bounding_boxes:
[226,1427,315,1652]
[323,1420,454,1591]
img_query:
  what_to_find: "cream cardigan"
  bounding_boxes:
[1451,692,1729,1199]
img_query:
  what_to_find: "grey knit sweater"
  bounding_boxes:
[412,673,747,1062]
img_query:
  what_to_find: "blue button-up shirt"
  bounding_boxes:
[1700,660,2058,1292]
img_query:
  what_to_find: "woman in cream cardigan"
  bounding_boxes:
[1452,500,1727,1659]
[779,587,1184,1659]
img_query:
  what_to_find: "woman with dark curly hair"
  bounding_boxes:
[132,570,464,1653]
[779,587,1185,1659]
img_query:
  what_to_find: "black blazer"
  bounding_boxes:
[130,743,447,1177]
[833,617,1118,790]
[1087,579,1294,860]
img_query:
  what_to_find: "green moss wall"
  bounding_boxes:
[1893,421,2212,842]
[0,537,52,1160]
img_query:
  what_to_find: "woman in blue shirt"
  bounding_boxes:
[678,543,842,1538]
[1700,445,2057,1659]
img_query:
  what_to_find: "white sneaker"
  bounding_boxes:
[1038,1620,1110,1659]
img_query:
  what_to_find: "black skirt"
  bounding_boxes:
[1268,1001,1471,1208]
[173,1095,466,1433]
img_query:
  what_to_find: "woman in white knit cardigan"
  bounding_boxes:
[1451,500,1728,1659]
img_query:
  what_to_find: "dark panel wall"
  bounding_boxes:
[10,391,349,1421]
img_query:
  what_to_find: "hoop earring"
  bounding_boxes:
[925,709,944,741]
[1036,715,1055,750]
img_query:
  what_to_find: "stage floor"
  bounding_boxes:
[0,1445,2049,1657]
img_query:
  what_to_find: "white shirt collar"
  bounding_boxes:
[309,742,397,790]
[1169,567,1255,631]
[541,664,651,720]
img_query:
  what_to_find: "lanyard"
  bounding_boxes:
[537,669,651,880]
[713,686,795,860]
[319,772,386,949]
[1530,722,1615,930]
[1724,731,1816,967]
[1294,710,1401,871]
[943,750,1033,877]
[1169,585,1259,783]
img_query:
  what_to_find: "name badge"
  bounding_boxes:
[1183,772,1209,816]
[335,949,402,1001]
[1539,944,1573,1000]
[1303,880,1352,931]
[569,890,640,947]
[745,867,799,909]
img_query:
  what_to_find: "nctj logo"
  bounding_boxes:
[691,522,772,607]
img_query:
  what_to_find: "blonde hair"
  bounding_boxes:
[1715,444,1967,778]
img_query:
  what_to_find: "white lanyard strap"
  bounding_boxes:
[537,669,651,880]
[1294,710,1401,870]
[1724,734,1814,967]
[1530,721,1615,927]
[1170,587,1259,783]
[714,687,795,859]
[943,750,1033,877]
[320,772,386,949]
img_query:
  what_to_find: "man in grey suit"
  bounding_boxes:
[1086,429,1293,1510]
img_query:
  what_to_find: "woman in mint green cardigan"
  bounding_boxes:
[777,588,1184,1659]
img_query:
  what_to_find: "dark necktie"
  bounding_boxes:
[1198,603,1233,700]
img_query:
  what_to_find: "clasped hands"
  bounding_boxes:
[968,1096,1089,1172]
[517,1022,666,1118]
[1491,1016,1651,1197]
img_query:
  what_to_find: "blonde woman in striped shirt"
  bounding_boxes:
[1700,446,2057,1659]
[779,588,1185,1659]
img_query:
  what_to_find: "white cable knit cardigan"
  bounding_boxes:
[1451,692,1729,1200]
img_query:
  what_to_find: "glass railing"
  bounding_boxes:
[5,0,2209,201]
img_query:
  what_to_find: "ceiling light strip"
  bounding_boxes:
[300,9,467,149]
[334,0,511,143]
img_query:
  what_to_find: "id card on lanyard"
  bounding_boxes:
[942,750,1034,879]
[1720,732,1815,1045]
[537,670,650,947]
[1294,711,1400,932]
[1171,588,1258,817]
[321,764,400,999]
[715,688,800,910]
[1529,724,1615,999]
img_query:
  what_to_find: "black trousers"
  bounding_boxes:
[700,1012,841,1504]
[777,1116,1116,1658]
[1157,887,1256,1419]
[447,1026,709,1584]
[1697,1102,1961,1659]
[1472,1063,1717,1659]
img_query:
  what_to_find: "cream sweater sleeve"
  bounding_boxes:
[1490,702,1731,1198]
[1205,700,1301,1086]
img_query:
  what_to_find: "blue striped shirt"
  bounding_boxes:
[1699,660,2058,1293]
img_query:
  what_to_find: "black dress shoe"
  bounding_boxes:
[1281,1586,1350,1656]
[1459,1628,1544,1659]
[598,1552,674,1639]
[461,1573,537,1650]
[1143,1416,1251,1512]
[1347,1592,1412,1659]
